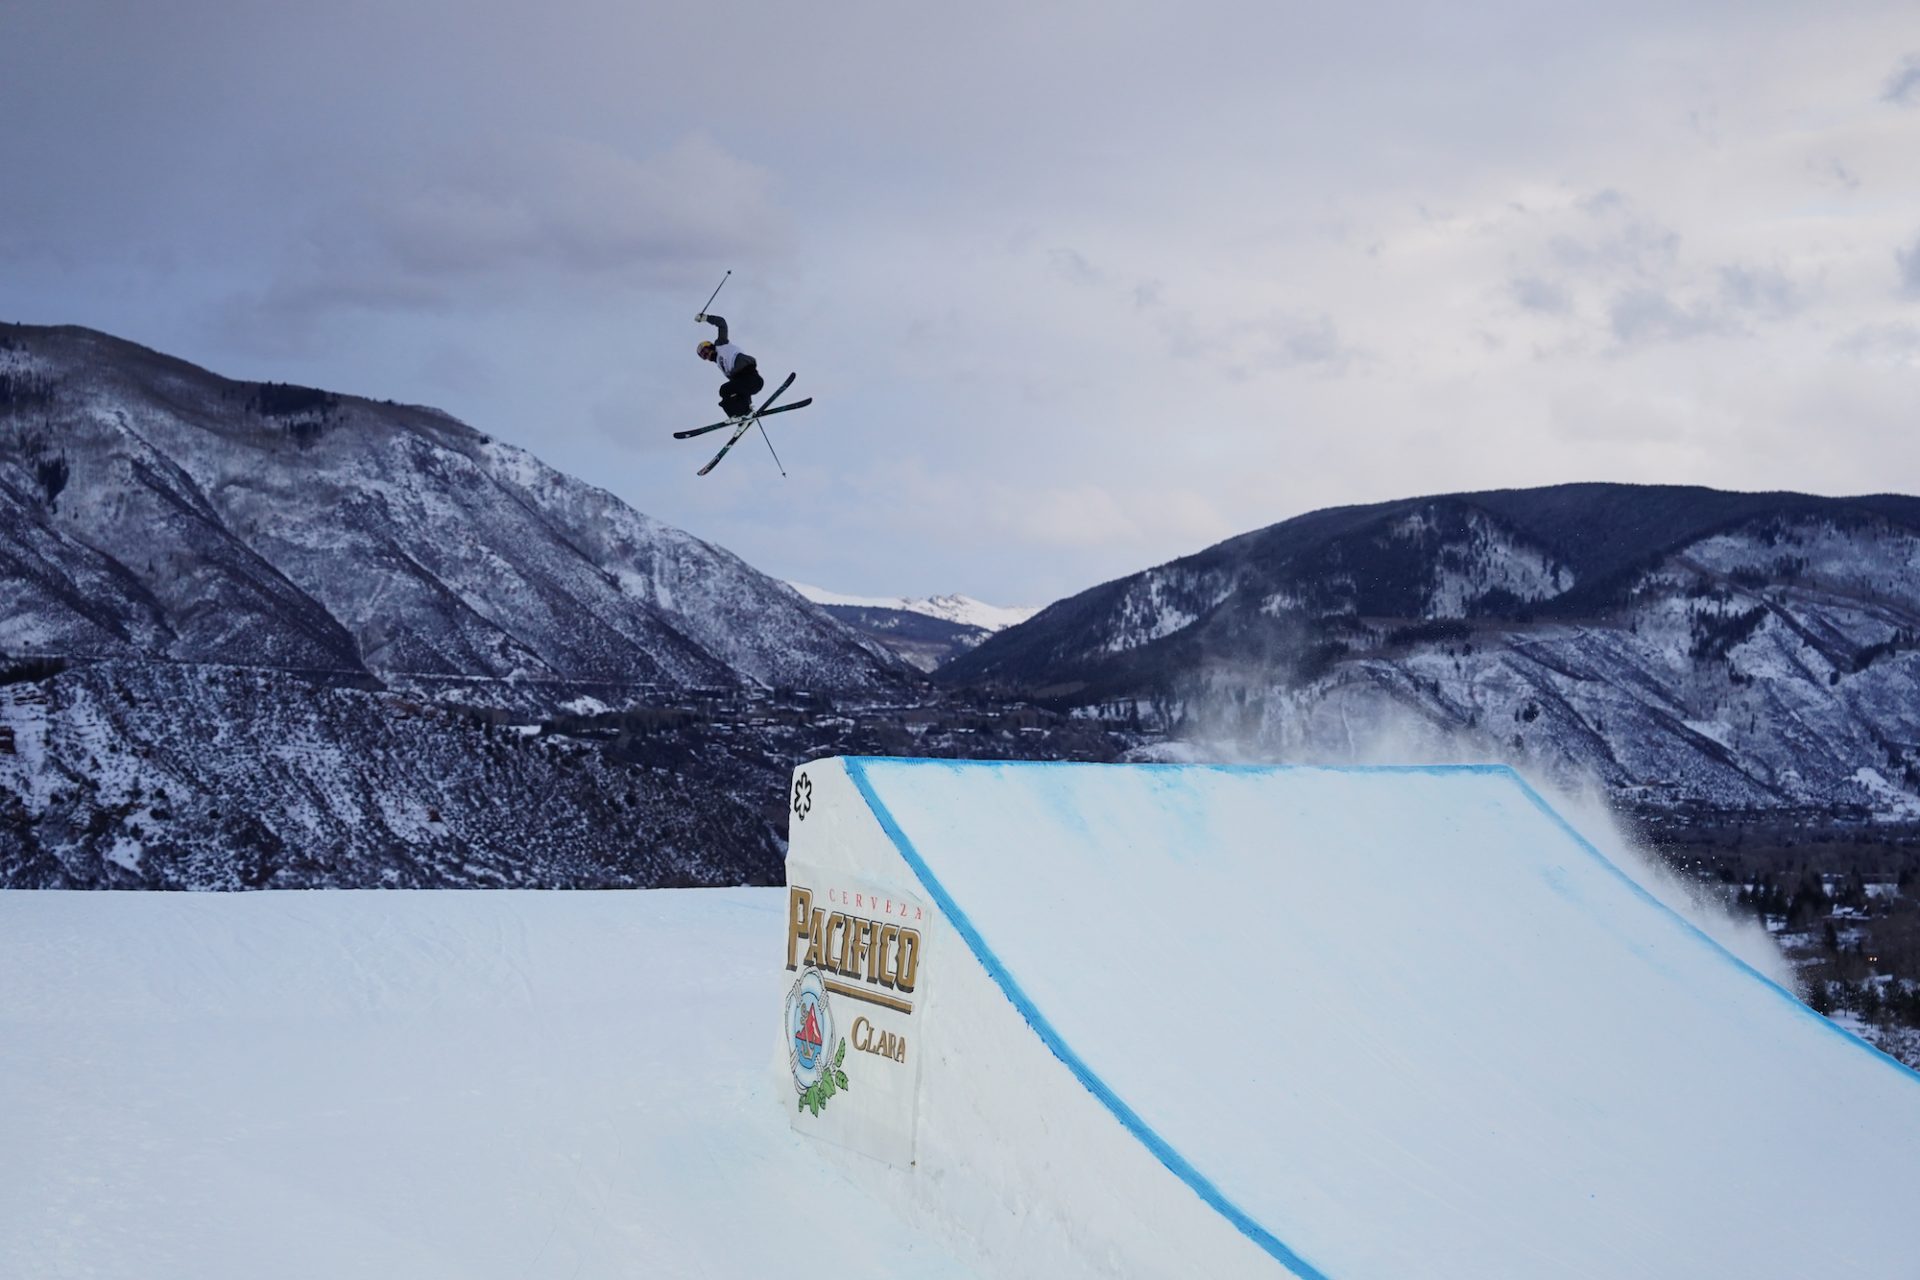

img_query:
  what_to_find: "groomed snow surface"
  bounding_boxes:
[0,891,975,1280]
[7,760,1920,1279]
[806,759,1920,1279]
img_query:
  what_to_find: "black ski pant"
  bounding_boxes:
[719,365,764,417]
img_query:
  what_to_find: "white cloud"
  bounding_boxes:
[1002,485,1140,549]
[6,0,1920,604]
[233,134,783,332]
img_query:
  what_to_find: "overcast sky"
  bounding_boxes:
[6,2,1919,606]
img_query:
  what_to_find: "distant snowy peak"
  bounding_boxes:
[786,583,1043,674]
[915,594,1043,632]
[788,583,1040,633]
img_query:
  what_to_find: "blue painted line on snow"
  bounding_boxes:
[843,757,1333,1280]
[833,754,1920,1278]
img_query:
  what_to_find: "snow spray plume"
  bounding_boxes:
[1166,656,1797,992]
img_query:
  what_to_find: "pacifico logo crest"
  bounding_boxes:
[786,968,848,1116]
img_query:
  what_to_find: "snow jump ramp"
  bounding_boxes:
[779,757,1920,1279]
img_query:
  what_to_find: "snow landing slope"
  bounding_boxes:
[788,758,1920,1279]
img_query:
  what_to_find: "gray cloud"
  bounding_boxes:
[1578,189,1629,217]
[1811,155,1862,191]
[1884,55,1920,106]
[1608,288,1725,345]
[247,135,780,324]
[1140,306,1356,378]
[204,132,788,365]
[1835,323,1920,363]
[1511,276,1573,315]
[1270,316,1353,371]
[7,0,1920,605]
[1550,218,1680,279]
[1717,265,1801,318]
[1899,233,1920,298]
[1047,248,1103,288]
[1515,200,1807,348]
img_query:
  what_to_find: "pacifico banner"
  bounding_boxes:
[782,868,928,1167]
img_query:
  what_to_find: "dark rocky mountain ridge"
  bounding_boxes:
[0,323,925,887]
[942,483,1920,830]
[8,321,1920,895]
[1,324,907,692]
[803,603,994,672]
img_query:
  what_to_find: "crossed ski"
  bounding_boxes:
[681,373,814,476]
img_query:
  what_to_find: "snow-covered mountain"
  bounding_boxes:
[0,324,906,693]
[13,323,1917,882]
[0,323,916,887]
[941,485,1920,826]
[788,582,1040,631]
[788,582,1040,672]
[0,659,797,888]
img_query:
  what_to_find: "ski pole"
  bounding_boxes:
[698,270,731,316]
[756,419,787,478]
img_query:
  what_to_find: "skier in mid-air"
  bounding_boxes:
[675,291,812,475]
[695,313,764,420]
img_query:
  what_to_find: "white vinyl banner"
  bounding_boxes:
[780,762,930,1168]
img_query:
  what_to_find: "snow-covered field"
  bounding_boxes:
[0,890,974,1280]
[8,759,1920,1280]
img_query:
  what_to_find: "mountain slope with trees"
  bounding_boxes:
[0,323,919,887]
[941,483,1920,828]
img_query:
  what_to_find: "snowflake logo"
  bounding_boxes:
[792,772,814,821]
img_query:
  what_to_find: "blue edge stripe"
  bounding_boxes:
[838,756,1920,1280]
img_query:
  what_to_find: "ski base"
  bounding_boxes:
[674,397,813,439]
[696,373,798,476]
